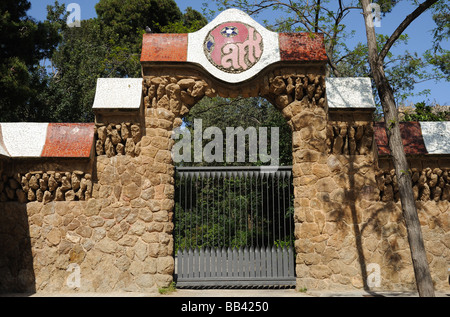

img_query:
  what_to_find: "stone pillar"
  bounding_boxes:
[260,73,331,290]
[141,73,218,285]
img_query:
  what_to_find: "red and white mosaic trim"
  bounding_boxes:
[141,9,327,83]
[0,123,94,158]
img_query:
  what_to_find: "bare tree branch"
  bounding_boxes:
[378,0,439,62]
[314,0,321,32]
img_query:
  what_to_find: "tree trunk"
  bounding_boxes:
[361,0,435,297]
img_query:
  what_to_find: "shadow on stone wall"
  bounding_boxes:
[324,154,412,290]
[0,203,36,294]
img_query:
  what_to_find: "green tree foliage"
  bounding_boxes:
[0,0,62,121]
[0,0,207,122]
[206,0,449,107]
[95,0,183,35]
[94,0,186,77]
[403,101,449,122]
[182,97,292,167]
[44,0,207,122]
[175,174,294,251]
[424,1,450,80]
[160,7,208,33]
[44,18,107,122]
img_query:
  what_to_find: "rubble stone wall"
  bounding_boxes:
[0,171,93,204]
[0,67,449,293]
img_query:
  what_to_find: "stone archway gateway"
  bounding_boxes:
[140,9,329,288]
[0,9,449,294]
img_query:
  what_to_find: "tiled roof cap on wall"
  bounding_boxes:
[1,77,448,159]
[326,78,376,109]
[374,121,450,156]
[0,123,95,158]
[93,78,143,111]
[141,9,327,83]
[2,121,449,159]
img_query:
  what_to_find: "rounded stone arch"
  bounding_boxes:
[143,64,327,134]
[142,63,329,289]
[139,6,331,291]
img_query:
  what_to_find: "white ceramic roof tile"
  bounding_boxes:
[92,78,143,110]
[1,123,48,157]
[326,77,376,109]
[420,121,450,154]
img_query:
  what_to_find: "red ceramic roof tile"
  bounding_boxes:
[41,123,95,158]
[279,33,328,62]
[374,122,427,156]
[141,33,188,62]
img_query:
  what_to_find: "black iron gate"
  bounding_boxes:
[174,166,295,288]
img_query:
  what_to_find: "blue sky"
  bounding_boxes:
[28,0,449,106]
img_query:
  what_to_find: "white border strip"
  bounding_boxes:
[1,123,48,157]
[187,9,280,83]
[420,121,450,154]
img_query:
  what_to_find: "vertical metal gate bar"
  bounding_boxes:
[276,171,282,242]
[212,247,216,278]
[178,172,183,253]
[193,247,198,278]
[255,246,261,278]
[261,173,264,248]
[232,247,238,277]
[175,166,295,288]
[277,246,283,277]
[227,247,232,278]
[211,247,217,278]
[194,172,197,245]
[249,172,253,247]
[288,170,292,245]
[178,249,183,280]
[239,247,243,278]
[200,173,204,250]
[288,246,295,277]
[199,247,205,279]
[272,173,275,246]
[243,247,249,277]
[187,248,193,279]
[220,247,225,278]
[235,247,240,278]
[249,246,255,278]
[272,246,277,278]
[205,247,211,278]
[233,172,237,243]
[188,173,192,250]
[222,173,225,248]
[260,246,267,278]
[206,173,209,248]
[266,245,271,278]
[265,173,269,247]
[229,172,231,248]
[282,171,286,248]
[220,247,226,278]
[244,172,248,248]
[215,173,218,249]
[184,174,188,250]
[239,172,242,249]
[282,246,289,279]
[255,172,259,248]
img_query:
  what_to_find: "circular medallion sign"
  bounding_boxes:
[204,22,264,74]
